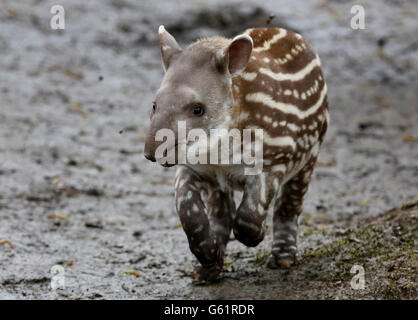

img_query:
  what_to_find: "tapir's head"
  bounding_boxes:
[144,26,253,166]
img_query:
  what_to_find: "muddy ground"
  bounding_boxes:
[0,0,417,299]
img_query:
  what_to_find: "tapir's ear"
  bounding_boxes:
[158,25,182,72]
[226,34,253,76]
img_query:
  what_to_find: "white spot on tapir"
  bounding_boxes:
[263,115,272,123]
[309,135,316,145]
[194,225,204,233]
[240,72,258,81]
[199,240,207,247]
[311,142,320,157]
[238,112,249,121]
[263,159,272,166]
[273,178,279,193]
[272,164,286,173]
[276,252,290,258]
[303,171,311,183]
[287,234,295,242]
[273,238,286,245]
[178,179,186,189]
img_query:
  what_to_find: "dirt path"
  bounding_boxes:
[0,0,417,299]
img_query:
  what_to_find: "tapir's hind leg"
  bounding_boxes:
[268,155,318,268]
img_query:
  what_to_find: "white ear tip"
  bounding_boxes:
[232,34,253,46]
[158,25,165,34]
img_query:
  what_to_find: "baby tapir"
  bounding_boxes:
[144,25,329,282]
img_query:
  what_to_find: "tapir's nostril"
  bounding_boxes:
[144,152,156,162]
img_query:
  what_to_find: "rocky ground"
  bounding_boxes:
[0,0,417,299]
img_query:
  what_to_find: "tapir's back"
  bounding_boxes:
[232,27,329,170]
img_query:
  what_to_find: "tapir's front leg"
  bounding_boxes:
[174,166,223,282]
[233,173,279,247]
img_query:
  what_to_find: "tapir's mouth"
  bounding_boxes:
[156,143,178,167]
[160,162,176,168]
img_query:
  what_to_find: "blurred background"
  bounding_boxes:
[0,0,417,299]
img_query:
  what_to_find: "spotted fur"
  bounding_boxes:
[145,27,329,281]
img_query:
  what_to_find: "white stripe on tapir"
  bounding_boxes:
[252,29,288,52]
[263,132,296,150]
[259,55,321,82]
[245,83,327,119]
[240,72,258,81]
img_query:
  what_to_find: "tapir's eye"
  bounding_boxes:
[192,105,204,116]
[152,102,156,111]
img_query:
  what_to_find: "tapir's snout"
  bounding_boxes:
[144,150,156,162]
[143,134,157,162]
[144,117,176,166]
[144,132,178,167]
[144,105,179,166]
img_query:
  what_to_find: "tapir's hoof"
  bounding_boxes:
[267,254,296,269]
[192,264,222,284]
[192,250,223,284]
